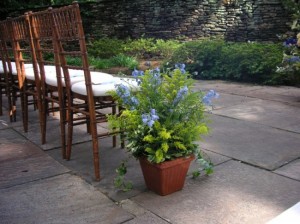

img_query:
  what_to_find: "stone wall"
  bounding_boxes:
[79,0,290,42]
[6,0,290,42]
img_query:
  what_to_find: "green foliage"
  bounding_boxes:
[66,56,82,66]
[169,39,284,84]
[111,54,139,70]
[88,37,182,60]
[281,0,300,30]
[220,42,283,83]
[152,39,182,59]
[89,57,114,69]
[123,37,156,58]
[88,55,138,70]
[113,160,133,192]
[88,38,125,59]
[107,67,213,176]
[124,38,182,59]
[274,1,300,85]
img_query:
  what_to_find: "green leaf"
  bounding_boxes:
[145,147,155,154]
[192,171,200,179]
[143,135,155,143]
[161,142,169,153]
[174,141,187,150]
[155,149,164,163]
[159,129,171,140]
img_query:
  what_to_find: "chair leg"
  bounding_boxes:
[90,120,100,181]
[112,104,117,147]
[40,92,47,144]
[85,100,90,134]
[0,87,3,116]
[66,105,74,160]
[22,86,28,133]
[11,85,17,122]
[59,91,66,159]
[5,85,12,121]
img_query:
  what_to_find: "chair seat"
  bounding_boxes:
[45,70,115,87]
[0,61,33,75]
[71,77,139,96]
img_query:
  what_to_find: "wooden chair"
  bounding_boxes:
[0,18,38,125]
[0,34,8,117]
[49,2,137,180]
[9,14,43,134]
[27,9,67,154]
[0,20,17,122]
[28,7,106,158]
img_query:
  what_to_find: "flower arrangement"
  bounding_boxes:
[281,35,300,66]
[276,0,300,85]
[108,64,218,190]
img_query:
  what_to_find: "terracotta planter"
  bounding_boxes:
[139,154,195,196]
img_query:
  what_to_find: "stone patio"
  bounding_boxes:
[1,80,300,223]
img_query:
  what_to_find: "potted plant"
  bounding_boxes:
[107,64,218,196]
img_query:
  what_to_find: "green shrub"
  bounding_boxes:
[123,37,156,58]
[89,55,138,70]
[169,39,284,84]
[220,42,283,83]
[111,54,139,70]
[88,38,125,58]
[88,37,181,60]
[152,39,182,59]
[66,56,82,66]
[89,57,114,69]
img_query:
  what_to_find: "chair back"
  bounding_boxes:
[9,14,39,88]
[29,8,64,96]
[0,20,15,80]
[50,2,93,96]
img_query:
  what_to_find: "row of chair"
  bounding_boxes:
[0,2,138,181]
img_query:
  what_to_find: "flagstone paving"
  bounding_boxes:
[198,114,300,171]
[0,80,299,224]
[131,160,300,224]
[0,174,134,224]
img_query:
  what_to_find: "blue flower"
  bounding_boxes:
[132,69,144,85]
[116,84,130,99]
[141,109,159,128]
[131,96,139,106]
[284,56,300,63]
[115,84,139,110]
[132,68,144,78]
[283,38,297,47]
[173,86,188,105]
[175,63,186,74]
[202,90,219,106]
[150,109,159,120]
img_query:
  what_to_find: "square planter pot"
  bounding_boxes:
[139,154,195,196]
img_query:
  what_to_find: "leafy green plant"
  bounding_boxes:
[108,65,217,190]
[219,42,283,82]
[66,56,82,66]
[89,57,114,69]
[274,0,300,86]
[169,39,284,84]
[281,0,300,31]
[88,38,125,58]
[113,160,133,192]
[88,55,138,70]
[152,39,182,59]
[123,37,156,58]
[111,54,139,70]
